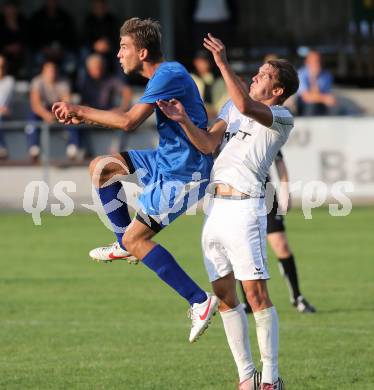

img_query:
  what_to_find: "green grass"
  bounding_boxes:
[0,207,373,389]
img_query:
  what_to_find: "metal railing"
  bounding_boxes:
[0,120,159,185]
[0,121,60,184]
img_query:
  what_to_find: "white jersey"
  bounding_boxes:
[210,99,294,196]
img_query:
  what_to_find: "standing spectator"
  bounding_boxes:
[25,60,78,161]
[82,0,119,73]
[189,0,237,52]
[0,1,29,78]
[29,0,77,76]
[0,55,15,159]
[297,50,337,116]
[191,50,227,120]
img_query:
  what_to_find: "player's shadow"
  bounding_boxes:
[315,307,373,314]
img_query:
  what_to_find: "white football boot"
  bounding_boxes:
[89,242,138,264]
[188,293,219,342]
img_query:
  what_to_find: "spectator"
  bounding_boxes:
[77,54,132,155]
[78,54,132,111]
[82,0,119,73]
[191,50,228,120]
[189,0,237,52]
[0,55,15,159]
[297,50,337,116]
[0,1,29,79]
[25,60,79,161]
[29,0,77,76]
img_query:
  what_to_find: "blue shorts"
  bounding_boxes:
[121,149,209,232]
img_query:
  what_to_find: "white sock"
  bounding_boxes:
[253,306,279,384]
[220,304,255,382]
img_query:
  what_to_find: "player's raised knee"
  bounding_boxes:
[89,156,109,187]
[90,155,128,187]
[89,156,104,178]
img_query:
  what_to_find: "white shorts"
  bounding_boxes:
[202,197,269,282]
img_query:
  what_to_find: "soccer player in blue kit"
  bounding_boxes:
[52,17,218,342]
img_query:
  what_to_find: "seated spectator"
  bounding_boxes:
[0,55,15,159]
[191,50,227,120]
[77,54,132,155]
[78,54,132,111]
[25,60,79,161]
[297,50,337,116]
[0,1,29,79]
[29,0,77,77]
[82,0,119,73]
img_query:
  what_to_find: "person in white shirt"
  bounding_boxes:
[218,103,316,315]
[157,34,299,390]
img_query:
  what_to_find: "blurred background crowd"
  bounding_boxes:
[0,0,373,163]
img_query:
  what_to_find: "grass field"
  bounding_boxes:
[0,207,373,389]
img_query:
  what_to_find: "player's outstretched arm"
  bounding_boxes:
[52,102,154,131]
[203,33,273,127]
[157,99,227,154]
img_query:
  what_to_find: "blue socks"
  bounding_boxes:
[97,183,131,249]
[142,245,207,305]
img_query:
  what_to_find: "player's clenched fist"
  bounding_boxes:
[52,102,82,125]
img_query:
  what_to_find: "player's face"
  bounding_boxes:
[249,64,280,102]
[117,35,143,76]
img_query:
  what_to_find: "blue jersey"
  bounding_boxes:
[139,61,213,182]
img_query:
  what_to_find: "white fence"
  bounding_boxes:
[280,117,374,203]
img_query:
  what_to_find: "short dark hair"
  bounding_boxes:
[120,17,162,62]
[41,59,58,71]
[267,59,299,103]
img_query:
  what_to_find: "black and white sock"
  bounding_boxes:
[278,254,301,302]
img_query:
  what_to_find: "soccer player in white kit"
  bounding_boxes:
[158,34,299,390]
